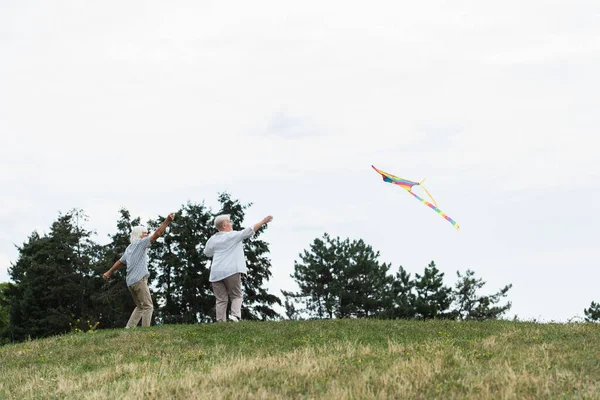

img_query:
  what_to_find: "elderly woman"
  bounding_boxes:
[103,212,175,328]
[204,214,273,322]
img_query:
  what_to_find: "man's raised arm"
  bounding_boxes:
[150,213,175,242]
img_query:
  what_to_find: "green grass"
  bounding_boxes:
[1,319,599,399]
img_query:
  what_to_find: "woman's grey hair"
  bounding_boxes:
[213,214,230,230]
[130,226,149,244]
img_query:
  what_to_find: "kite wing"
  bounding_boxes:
[372,165,460,230]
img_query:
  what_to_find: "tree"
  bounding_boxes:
[413,261,453,319]
[283,296,299,320]
[452,269,512,320]
[4,210,99,341]
[148,202,214,324]
[584,301,600,322]
[381,266,416,319]
[286,233,345,319]
[0,282,9,342]
[286,234,395,319]
[337,239,394,318]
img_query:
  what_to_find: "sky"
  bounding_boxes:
[1,1,599,322]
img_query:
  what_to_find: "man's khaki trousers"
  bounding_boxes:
[126,276,154,327]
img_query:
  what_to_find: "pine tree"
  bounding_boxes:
[382,266,416,319]
[286,234,395,319]
[452,269,512,320]
[148,202,214,324]
[337,239,394,318]
[286,233,341,319]
[584,301,600,322]
[283,296,299,320]
[5,210,98,340]
[0,282,9,343]
[413,261,453,319]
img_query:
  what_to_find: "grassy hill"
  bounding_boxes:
[1,319,599,399]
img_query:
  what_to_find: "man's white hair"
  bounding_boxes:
[214,214,230,230]
[130,226,148,244]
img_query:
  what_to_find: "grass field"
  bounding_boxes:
[1,319,599,399]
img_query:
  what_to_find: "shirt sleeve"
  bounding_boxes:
[119,254,127,264]
[230,227,255,243]
[142,236,152,249]
[204,238,214,257]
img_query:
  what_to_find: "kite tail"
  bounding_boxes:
[408,190,460,231]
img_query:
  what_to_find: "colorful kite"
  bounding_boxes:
[372,165,460,230]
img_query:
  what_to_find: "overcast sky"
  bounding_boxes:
[2,1,599,322]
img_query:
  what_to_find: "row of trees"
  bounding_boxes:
[1,193,280,343]
[0,193,518,344]
[282,234,600,323]
[282,234,513,321]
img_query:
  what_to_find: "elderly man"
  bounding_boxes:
[103,212,175,327]
[204,214,273,322]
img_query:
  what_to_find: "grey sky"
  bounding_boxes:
[1,1,599,321]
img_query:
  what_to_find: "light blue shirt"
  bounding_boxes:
[204,227,255,282]
[119,237,151,287]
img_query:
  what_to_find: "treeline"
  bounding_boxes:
[0,193,280,343]
[282,234,512,321]
[0,193,517,345]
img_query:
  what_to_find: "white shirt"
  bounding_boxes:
[204,227,255,282]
